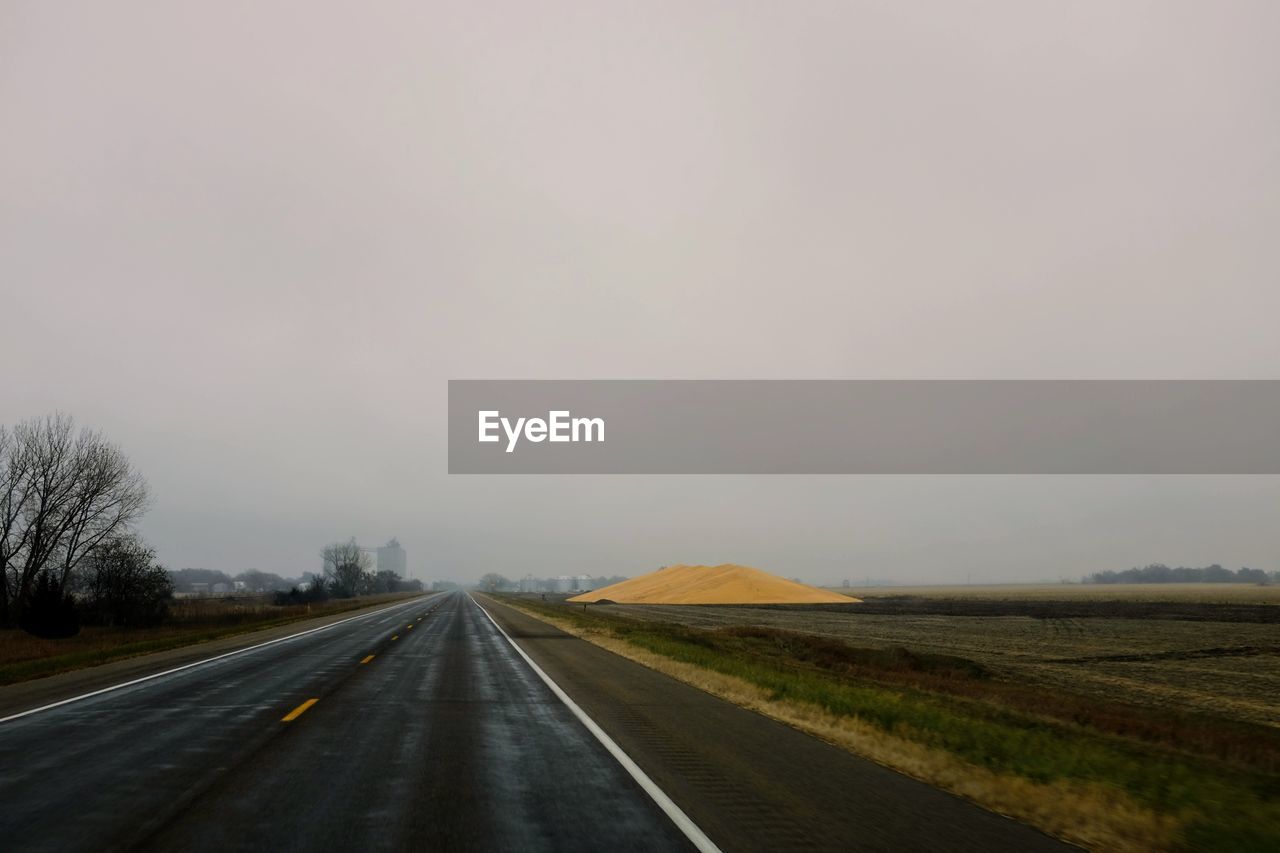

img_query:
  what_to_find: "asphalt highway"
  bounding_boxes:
[0,590,1073,852]
[0,592,691,852]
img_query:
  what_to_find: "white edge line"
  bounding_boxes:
[470,593,723,853]
[0,594,433,725]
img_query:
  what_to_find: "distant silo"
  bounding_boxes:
[377,538,408,578]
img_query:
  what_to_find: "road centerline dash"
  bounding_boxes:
[282,698,319,722]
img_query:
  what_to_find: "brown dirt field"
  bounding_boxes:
[828,582,1280,604]
[595,600,1280,727]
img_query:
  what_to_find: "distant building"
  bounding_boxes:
[519,574,538,593]
[377,538,407,578]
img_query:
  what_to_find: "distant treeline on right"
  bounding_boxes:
[1085,564,1278,584]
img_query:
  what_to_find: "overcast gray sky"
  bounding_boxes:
[3,2,1277,584]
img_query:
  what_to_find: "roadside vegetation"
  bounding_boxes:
[0,592,417,685]
[496,594,1280,852]
[1,413,422,684]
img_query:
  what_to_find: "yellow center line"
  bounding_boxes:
[360,654,375,664]
[392,635,399,641]
[282,698,319,722]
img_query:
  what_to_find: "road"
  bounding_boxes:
[0,592,691,852]
[0,590,1072,852]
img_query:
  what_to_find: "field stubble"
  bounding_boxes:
[602,594,1280,728]
[507,586,1280,851]
[832,583,1280,604]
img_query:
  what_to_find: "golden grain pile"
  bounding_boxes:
[569,564,859,605]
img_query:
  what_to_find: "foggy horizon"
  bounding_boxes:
[4,2,1278,586]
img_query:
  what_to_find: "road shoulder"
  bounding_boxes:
[478,594,1071,853]
[0,593,431,719]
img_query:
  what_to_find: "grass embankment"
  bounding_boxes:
[496,595,1280,853]
[0,592,421,685]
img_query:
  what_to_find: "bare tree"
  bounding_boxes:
[478,572,509,592]
[371,570,401,594]
[77,534,172,627]
[321,538,372,598]
[0,414,149,626]
[0,425,27,624]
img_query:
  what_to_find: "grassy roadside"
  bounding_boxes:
[491,594,1280,853]
[0,592,423,686]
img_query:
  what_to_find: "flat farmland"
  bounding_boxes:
[832,582,1280,604]
[596,586,1280,727]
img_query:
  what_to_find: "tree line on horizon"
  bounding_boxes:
[169,560,422,605]
[476,572,630,593]
[258,538,422,605]
[170,567,322,594]
[1085,563,1278,585]
[172,541,426,604]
